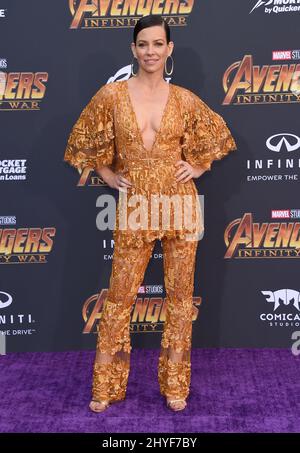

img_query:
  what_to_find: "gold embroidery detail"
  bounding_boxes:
[64,80,237,404]
[64,80,237,247]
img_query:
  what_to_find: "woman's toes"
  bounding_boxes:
[167,399,187,411]
[89,401,109,412]
[172,402,185,411]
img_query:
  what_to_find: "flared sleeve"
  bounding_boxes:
[181,91,237,171]
[63,84,115,172]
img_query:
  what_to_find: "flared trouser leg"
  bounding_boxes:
[158,236,198,401]
[92,236,156,403]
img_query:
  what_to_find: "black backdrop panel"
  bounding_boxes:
[0,1,299,352]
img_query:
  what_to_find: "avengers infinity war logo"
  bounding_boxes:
[0,228,56,264]
[0,72,48,111]
[82,289,201,333]
[222,55,300,105]
[224,213,300,258]
[69,0,195,29]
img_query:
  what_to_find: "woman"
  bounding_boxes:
[64,14,237,413]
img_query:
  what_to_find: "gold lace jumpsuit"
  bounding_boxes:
[64,79,237,404]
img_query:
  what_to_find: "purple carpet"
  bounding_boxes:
[0,348,299,433]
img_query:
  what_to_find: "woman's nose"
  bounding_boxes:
[146,47,155,55]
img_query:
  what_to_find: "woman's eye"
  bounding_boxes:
[138,43,163,47]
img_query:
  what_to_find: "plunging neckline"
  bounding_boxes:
[125,79,172,154]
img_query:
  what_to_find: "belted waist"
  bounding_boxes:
[119,156,179,170]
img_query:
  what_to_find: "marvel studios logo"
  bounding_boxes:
[138,285,164,294]
[272,50,300,61]
[271,209,300,219]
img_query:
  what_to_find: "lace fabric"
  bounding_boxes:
[92,234,198,403]
[63,79,237,247]
[64,79,237,403]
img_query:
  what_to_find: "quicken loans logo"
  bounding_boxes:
[250,0,300,14]
[68,0,195,29]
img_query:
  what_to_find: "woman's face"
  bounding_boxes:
[132,25,173,75]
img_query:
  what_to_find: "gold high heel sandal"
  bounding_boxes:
[89,399,110,413]
[166,398,187,411]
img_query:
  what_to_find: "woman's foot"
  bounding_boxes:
[89,399,110,413]
[166,398,187,411]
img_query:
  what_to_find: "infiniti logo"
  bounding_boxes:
[266,133,300,152]
[0,291,13,309]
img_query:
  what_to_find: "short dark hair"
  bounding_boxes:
[133,14,170,45]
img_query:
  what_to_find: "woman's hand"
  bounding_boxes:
[175,160,207,183]
[96,166,133,192]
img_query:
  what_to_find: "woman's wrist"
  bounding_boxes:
[193,165,209,178]
[96,165,115,183]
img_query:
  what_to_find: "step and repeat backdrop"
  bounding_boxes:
[0,1,299,352]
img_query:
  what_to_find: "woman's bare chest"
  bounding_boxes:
[113,80,183,157]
